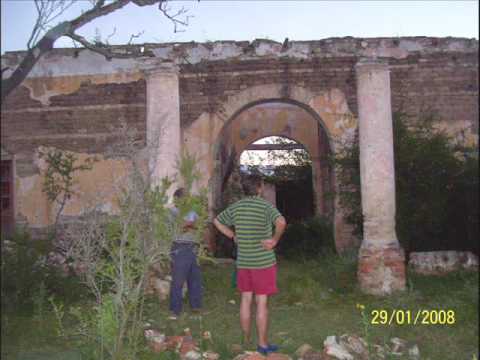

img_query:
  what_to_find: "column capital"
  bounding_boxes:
[355,58,389,73]
[143,62,179,79]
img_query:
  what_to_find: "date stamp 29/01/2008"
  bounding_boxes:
[369,309,456,326]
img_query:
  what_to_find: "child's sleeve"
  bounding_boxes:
[216,206,233,226]
[267,204,282,225]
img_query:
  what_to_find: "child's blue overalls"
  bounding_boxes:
[169,209,203,315]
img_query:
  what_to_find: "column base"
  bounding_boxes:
[357,242,406,296]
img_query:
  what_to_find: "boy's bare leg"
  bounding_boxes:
[255,294,269,347]
[240,292,253,345]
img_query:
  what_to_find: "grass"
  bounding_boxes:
[1,253,479,360]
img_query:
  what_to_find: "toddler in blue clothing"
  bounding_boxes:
[168,188,203,317]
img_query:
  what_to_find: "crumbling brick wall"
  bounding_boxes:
[1,37,478,237]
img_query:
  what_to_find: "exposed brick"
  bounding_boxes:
[49,80,146,107]
[3,85,44,110]
[2,45,477,165]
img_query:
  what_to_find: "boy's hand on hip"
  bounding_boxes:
[261,239,277,250]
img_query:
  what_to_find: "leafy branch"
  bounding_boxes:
[39,148,95,234]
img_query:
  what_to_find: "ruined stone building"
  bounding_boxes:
[1,37,478,293]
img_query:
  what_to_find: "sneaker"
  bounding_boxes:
[256,344,279,355]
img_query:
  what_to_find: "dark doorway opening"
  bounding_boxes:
[275,171,314,224]
[1,160,14,238]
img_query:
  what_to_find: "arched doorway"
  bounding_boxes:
[211,100,333,254]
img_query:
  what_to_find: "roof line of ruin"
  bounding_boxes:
[1,36,477,80]
[2,36,478,57]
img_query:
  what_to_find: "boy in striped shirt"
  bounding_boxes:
[214,174,287,355]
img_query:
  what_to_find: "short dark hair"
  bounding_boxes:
[173,188,185,199]
[241,174,263,196]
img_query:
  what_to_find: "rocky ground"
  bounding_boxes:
[145,328,421,360]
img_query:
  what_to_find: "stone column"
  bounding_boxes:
[145,63,181,199]
[355,59,406,295]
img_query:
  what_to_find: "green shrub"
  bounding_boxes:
[1,229,47,309]
[282,272,320,305]
[277,216,335,259]
[0,228,85,311]
[334,112,479,254]
[320,249,358,294]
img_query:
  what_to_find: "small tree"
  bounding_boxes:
[39,148,95,236]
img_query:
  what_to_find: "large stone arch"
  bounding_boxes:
[182,83,359,251]
[214,101,329,216]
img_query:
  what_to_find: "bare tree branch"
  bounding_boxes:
[2,0,191,101]
[106,27,117,45]
[65,31,139,60]
[69,0,131,30]
[127,30,145,45]
[44,1,76,27]
[26,1,44,49]
[28,0,77,49]
[158,2,191,33]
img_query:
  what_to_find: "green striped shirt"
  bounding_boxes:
[217,196,282,269]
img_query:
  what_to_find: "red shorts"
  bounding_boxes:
[237,264,278,295]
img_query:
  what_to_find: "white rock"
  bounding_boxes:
[324,345,354,360]
[144,329,166,343]
[324,335,338,347]
[153,279,171,300]
[295,344,313,357]
[408,345,420,359]
[464,252,479,269]
[184,350,202,360]
[339,334,368,355]
[324,336,354,360]
[374,345,386,359]
[202,351,220,360]
[390,337,407,354]
[409,251,479,275]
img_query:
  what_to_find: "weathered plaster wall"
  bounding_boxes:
[14,149,139,229]
[1,72,146,229]
[1,37,477,248]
